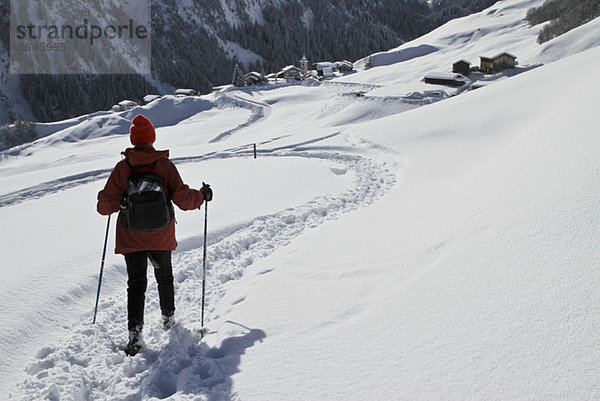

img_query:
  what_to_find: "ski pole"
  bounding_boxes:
[93,215,111,324]
[200,202,208,334]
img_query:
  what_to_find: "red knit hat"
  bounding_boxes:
[130,114,156,145]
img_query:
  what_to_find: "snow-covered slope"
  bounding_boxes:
[237,44,600,401]
[1,0,600,399]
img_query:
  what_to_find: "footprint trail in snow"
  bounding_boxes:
[15,148,396,401]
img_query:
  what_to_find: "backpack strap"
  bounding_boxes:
[124,158,158,172]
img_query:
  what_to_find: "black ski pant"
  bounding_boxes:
[124,250,175,331]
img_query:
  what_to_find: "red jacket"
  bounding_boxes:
[97,146,203,254]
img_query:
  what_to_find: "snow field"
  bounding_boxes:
[6,146,394,399]
[222,46,600,400]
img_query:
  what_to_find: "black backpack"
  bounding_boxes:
[120,159,174,231]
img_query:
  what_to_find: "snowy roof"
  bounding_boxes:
[336,60,353,68]
[143,94,161,103]
[281,65,301,72]
[453,59,471,65]
[300,55,308,63]
[211,84,230,92]
[480,52,517,60]
[424,72,466,81]
[118,100,137,106]
[315,62,337,70]
[175,88,196,95]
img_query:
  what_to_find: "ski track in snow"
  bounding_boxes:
[12,143,397,400]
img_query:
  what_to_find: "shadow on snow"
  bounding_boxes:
[142,323,266,401]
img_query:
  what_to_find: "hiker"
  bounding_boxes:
[96,114,212,356]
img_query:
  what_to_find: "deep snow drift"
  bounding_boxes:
[1,0,599,399]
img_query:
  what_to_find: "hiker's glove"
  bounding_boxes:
[200,182,213,203]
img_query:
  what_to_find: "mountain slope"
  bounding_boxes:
[0,0,499,124]
[1,0,600,399]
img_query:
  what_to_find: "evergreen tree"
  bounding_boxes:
[232,64,246,87]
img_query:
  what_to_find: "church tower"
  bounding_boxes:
[300,55,309,75]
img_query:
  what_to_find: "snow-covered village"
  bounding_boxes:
[1,0,600,399]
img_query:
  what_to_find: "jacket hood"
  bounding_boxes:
[121,146,170,166]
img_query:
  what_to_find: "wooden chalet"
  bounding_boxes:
[479,52,517,73]
[116,99,138,111]
[244,71,267,86]
[143,94,161,105]
[314,62,336,78]
[452,60,471,76]
[278,65,302,80]
[336,60,354,73]
[175,88,196,97]
[424,72,467,87]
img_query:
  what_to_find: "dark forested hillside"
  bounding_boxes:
[2,0,498,123]
[526,0,600,43]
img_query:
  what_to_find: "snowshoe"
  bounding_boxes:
[124,327,143,356]
[162,314,175,331]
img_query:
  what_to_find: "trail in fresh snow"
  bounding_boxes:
[209,80,377,144]
[211,92,272,143]
[1,131,361,208]
[13,145,396,400]
[0,73,403,399]
[0,169,111,208]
